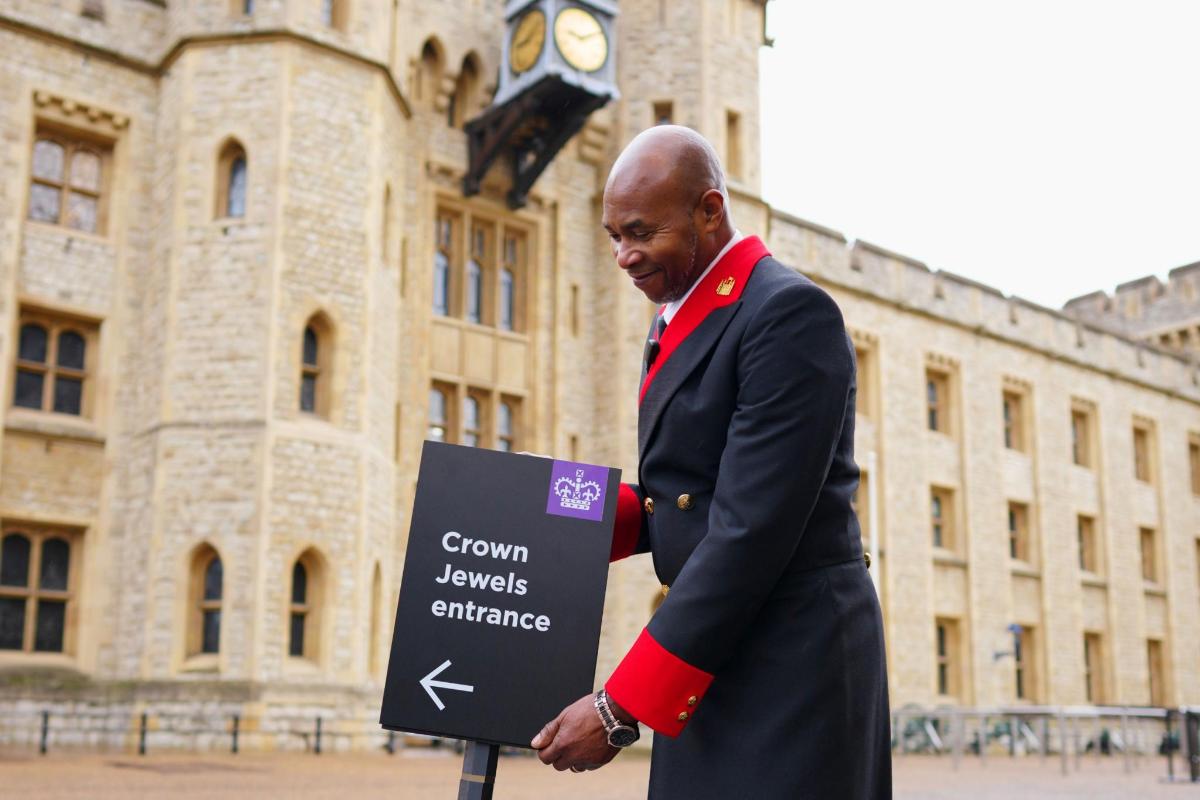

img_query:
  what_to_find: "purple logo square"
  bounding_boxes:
[546,460,608,522]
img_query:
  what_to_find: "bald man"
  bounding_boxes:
[532,127,891,799]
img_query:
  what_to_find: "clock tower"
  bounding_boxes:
[463,0,619,208]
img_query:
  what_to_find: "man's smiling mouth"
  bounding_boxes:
[629,269,660,286]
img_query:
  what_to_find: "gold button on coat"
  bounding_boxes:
[864,552,872,569]
[687,696,697,706]
[677,712,689,722]
[661,584,670,597]
[676,493,694,510]
[643,497,654,515]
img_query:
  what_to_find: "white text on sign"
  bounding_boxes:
[431,530,551,632]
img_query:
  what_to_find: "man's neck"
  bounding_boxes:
[662,228,743,324]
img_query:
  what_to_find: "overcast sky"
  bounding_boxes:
[759,1,1200,310]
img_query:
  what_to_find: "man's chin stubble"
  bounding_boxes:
[659,234,701,305]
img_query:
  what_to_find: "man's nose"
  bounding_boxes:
[615,241,642,269]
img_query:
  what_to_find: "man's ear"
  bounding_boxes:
[698,189,726,233]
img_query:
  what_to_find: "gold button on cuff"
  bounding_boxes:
[864,552,872,569]
[687,696,697,706]
[676,493,694,510]
[677,712,689,722]
[643,497,655,515]
[661,584,670,597]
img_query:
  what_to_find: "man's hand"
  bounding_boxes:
[531,693,619,772]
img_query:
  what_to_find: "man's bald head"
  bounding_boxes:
[605,125,728,211]
[602,127,737,304]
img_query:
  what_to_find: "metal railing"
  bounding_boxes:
[891,705,1199,783]
[0,704,543,760]
[0,706,410,756]
[2,702,1196,784]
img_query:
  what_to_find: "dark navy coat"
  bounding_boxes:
[605,238,891,799]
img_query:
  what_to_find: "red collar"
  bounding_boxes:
[639,235,770,404]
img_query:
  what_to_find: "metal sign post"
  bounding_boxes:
[457,741,500,800]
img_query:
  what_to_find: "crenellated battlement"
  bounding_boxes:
[1063,261,1200,345]
[764,208,1200,402]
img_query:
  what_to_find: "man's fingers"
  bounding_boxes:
[531,717,559,751]
[535,717,566,765]
[536,740,557,765]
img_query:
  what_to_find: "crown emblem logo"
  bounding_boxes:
[555,468,602,511]
[716,276,736,296]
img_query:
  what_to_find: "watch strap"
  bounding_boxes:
[594,689,638,747]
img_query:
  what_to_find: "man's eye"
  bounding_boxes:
[633,231,651,241]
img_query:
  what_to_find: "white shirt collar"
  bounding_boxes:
[662,230,743,324]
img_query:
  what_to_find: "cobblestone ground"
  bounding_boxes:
[0,749,1195,799]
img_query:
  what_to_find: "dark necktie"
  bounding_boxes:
[644,314,668,369]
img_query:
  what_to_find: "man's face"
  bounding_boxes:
[602,183,702,305]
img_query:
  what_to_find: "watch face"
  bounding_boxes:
[608,725,639,748]
[554,6,608,73]
[510,9,546,74]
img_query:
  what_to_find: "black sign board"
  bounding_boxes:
[380,442,619,748]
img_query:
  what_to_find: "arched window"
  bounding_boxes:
[433,252,451,316]
[301,327,319,411]
[496,400,514,452]
[288,551,324,661]
[216,139,248,219]
[188,545,222,657]
[289,561,308,656]
[201,555,222,653]
[14,323,48,410]
[0,529,74,653]
[501,230,524,332]
[28,139,65,226]
[1,533,31,588]
[227,157,247,217]
[13,316,91,416]
[466,224,489,325]
[931,492,945,548]
[28,133,107,234]
[462,395,481,447]
[499,269,515,331]
[54,331,85,415]
[428,387,448,442]
[433,215,454,316]
[466,260,482,324]
[320,0,346,29]
[300,314,332,417]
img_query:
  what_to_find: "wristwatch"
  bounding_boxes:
[594,689,640,748]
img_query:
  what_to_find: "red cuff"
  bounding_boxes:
[605,628,714,737]
[610,484,643,562]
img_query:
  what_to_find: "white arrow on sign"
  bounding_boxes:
[420,659,475,711]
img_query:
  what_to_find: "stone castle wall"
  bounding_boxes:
[0,0,1196,753]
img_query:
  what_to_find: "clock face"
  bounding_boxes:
[554,6,608,73]
[510,9,546,75]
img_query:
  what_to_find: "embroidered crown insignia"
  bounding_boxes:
[555,469,602,511]
[716,276,736,296]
